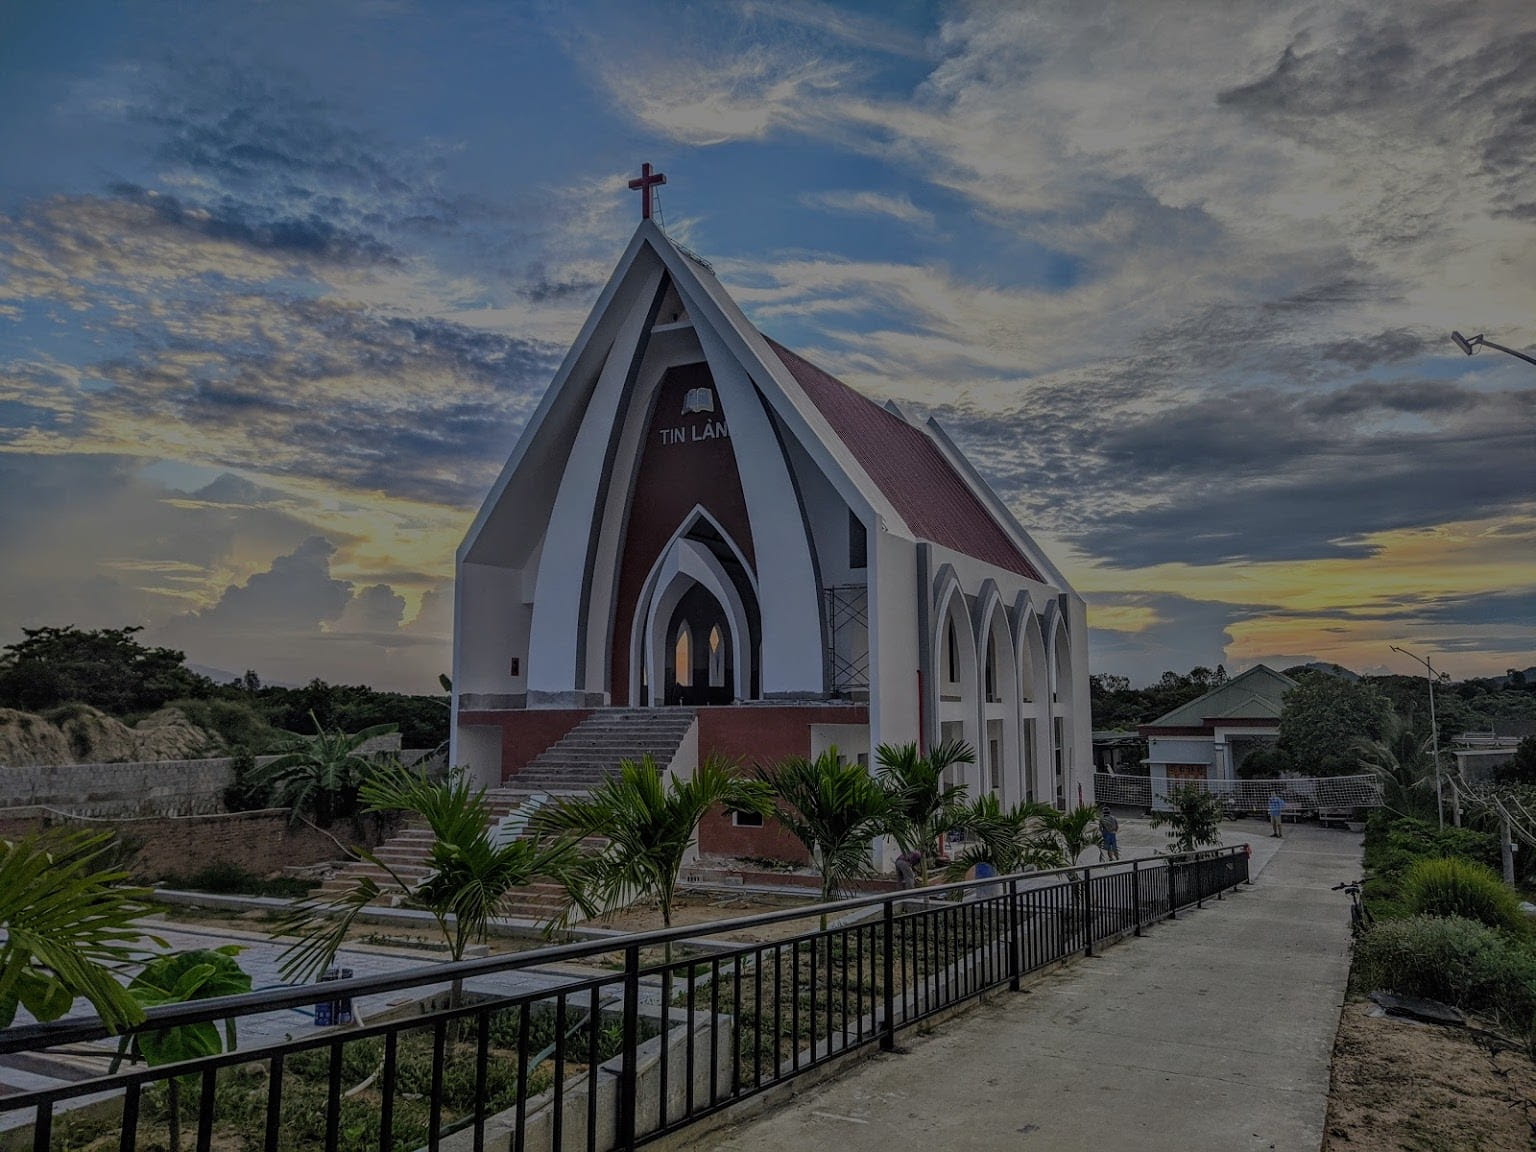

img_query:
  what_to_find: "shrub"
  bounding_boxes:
[221,747,270,812]
[1401,857,1526,934]
[1149,783,1224,853]
[1353,915,1536,1031]
[1360,811,1501,916]
[167,861,315,899]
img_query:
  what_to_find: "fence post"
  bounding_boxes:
[1196,855,1204,909]
[1008,877,1021,992]
[619,942,641,1150]
[1167,858,1177,920]
[1131,859,1142,937]
[1081,865,1094,957]
[881,896,896,1051]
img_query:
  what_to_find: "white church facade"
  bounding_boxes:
[451,211,1093,858]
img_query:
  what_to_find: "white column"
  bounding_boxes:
[527,265,666,702]
[690,316,825,696]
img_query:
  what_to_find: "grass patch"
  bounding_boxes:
[162,860,317,899]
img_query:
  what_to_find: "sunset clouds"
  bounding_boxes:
[1,0,1531,688]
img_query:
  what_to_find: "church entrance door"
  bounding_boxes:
[664,582,734,706]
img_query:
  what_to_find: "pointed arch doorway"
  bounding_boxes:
[632,509,760,706]
[666,584,735,705]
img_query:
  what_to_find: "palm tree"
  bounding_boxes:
[759,747,892,919]
[0,828,160,1033]
[258,713,398,826]
[942,795,1064,882]
[534,755,769,931]
[1356,713,1436,819]
[275,764,580,986]
[1041,804,1102,866]
[1148,786,1224,854]
[875,739,974,884]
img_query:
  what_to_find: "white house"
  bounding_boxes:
[1139,664,1296,794]
[450,212,1093,859]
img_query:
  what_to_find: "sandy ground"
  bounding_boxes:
[1324,1000,1536,1151]
[586,890,823,943]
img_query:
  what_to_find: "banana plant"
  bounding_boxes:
[258,713,398,826]
[111,947,252,1152]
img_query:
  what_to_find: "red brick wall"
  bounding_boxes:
[458,709,594,781]
[696,705,869,860]
[0,811,347,882]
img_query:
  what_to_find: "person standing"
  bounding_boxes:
[1268,792,1286,838]
[894,848,923,889]
[1098,806,1120,861]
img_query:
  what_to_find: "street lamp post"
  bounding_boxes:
[1450,331,1536,367]
[1390,644,1445,830]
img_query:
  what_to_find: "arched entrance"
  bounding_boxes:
[632,509,760,706]
[665,582,735,705]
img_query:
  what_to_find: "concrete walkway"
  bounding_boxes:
[698,825,1363,1152]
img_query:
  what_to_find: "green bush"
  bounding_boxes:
[1402,856,1526,934]
[221,747,271,812]
[1360,811,1501,917]
[1353,915,1536,1031]
[165,861,315,899]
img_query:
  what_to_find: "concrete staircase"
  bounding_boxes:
[509,708,696,791]
[314,709,697,921]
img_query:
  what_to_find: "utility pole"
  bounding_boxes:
[1502,810,1516,885]
[1391,645,1445,830]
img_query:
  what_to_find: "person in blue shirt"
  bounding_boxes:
[1267,792,1286,838]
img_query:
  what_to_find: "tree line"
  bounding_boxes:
[0,625,448,751]
[1092,662,1536,779]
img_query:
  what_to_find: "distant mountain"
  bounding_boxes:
[186,663,301,690]
[1282,661,1360,682]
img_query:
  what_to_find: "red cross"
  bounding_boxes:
[628,162,667,220]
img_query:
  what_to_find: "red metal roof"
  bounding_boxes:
[765,338,1042,582]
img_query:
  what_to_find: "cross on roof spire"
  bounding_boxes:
[628,162,667,221]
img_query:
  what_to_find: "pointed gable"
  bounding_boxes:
[1141,665,1297,731]
[766,339,1042,582]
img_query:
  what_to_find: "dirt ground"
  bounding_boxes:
[1324,999,1536,1151]
[589,890,824,943]
[147,904,547,956]
[151,889,822,958]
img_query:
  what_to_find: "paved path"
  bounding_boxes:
[700,824,1362,1152]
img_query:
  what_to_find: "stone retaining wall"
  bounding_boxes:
[0,748,440,818]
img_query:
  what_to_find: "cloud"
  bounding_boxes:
[559,3,853,146]
[734,0,931,60]
[799,190,934,227]
[1088,592,1262,686]
[157,536,450,689]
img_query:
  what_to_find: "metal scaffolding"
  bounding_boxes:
[824,584,870,695]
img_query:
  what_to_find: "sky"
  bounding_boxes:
[1,0,1532,692]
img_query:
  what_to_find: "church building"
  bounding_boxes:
[452,184,1093,859]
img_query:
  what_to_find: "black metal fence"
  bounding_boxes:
[0,846,1249,1152]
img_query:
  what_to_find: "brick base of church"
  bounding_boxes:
[457,703,871,863]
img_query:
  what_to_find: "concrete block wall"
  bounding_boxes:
[0,757,239,817]
[0,747,439,820]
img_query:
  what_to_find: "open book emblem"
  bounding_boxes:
[682,387,715,415]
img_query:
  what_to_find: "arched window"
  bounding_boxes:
[708,625,725,687]
[945,619,959,686]
[985,635,999,702]
[674,624,693,687]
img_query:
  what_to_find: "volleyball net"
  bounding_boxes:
[1092,772,1384,813]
